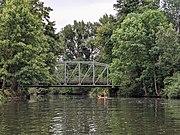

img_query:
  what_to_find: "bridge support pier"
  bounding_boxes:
[109,87,119,97]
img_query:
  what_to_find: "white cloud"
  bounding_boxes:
[42,0,116,31]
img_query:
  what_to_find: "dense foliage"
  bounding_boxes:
[111,10,180,97]
[0,0,180,98]
[109,0,180,98]
[59,20,99,61]
[95,14,116,64]
[0,0,60,95]
[164,72,180,98]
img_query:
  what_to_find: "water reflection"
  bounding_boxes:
[0,96,179,135]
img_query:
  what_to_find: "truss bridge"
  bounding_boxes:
[25,61,117,87]
[52,61,111,87]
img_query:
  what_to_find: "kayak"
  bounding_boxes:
[98,95,108,99]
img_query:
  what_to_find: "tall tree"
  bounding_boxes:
[156,24,180,76]
[157,24,180,98]
[95,14,116,63]
[114,0,160,23]
[0,0,50,91]
[30,0,62,74]
[110,10,175,96]
[60,20,99,61]
[0,0,61,76]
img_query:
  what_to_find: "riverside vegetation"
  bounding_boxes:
[0,0,180,101]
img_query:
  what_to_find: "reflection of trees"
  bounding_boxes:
[0,97,180,135]
[164,100,180,134]
[108,98,180,135]
[50,97,111,134]
[0,97,54,135]
[0,96,110,134]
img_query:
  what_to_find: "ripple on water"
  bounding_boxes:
[0,97,180,135]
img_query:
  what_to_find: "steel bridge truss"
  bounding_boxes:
[55,61,111,87]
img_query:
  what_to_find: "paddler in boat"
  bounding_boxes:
[98,91,107,99]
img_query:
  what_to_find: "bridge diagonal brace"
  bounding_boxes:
[67,64,78,83]
[81,64,93,84]
[95,66,108,84]
[107,66,109,85]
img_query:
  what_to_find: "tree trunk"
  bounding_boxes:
[176,13,180,33]
[153,65,159,96]
[143,79,148,96]
[11,77,18,92]
[1,76,7,91]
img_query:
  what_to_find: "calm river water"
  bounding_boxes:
[0,96,179,135]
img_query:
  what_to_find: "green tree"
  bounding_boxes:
[30,0,62,75]
[156,24,180,98]
[0,0,5,12]
[164,72,180,98]
[111,13,147,96]
[156,24,180,77]
[95,14,116,64]
[60,20,99,61]
[0,0,50,92]
[114,0,160,19]
[1,0,62,76]
[110,10,174,96]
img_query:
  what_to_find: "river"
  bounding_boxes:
[0,96,179,135]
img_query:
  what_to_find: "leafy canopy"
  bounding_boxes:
[0,0,50,86]
[110,10,177,96]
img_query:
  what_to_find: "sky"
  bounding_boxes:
[42,0,117,31]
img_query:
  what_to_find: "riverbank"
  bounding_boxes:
[0,87,179,104]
